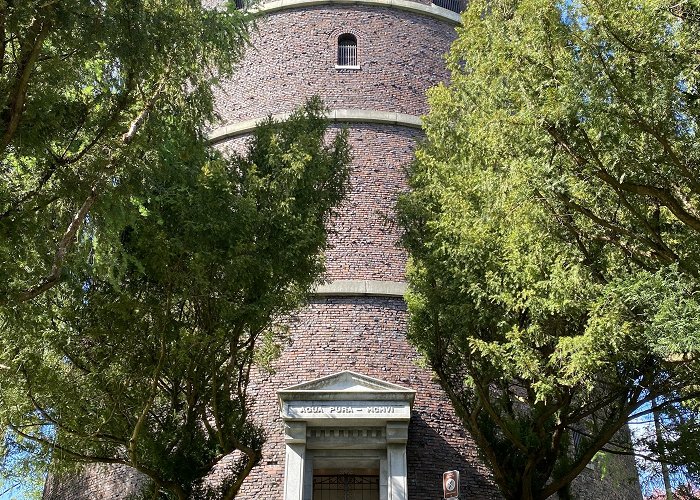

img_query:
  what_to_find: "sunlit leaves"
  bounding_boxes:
[399,0,700,497]
[1,99,349,498]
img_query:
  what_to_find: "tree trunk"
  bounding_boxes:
[557,484,573,500]
[653,398,673,500]
[515,480,535,500]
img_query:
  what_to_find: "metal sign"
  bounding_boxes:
[443,470,459,498]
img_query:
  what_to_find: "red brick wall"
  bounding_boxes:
[220,10,499,494]
[43,2,643,499]
[214,6,453,125]
[237,297,501,499]
[43,464,148,499]
[324,124,415,282]
[213,4,643,497]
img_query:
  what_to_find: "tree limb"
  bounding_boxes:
[129,332,167,466]
[0,8,53,152]
[14,187,98,302]
[10,74,169,303]
[222,439,261,500]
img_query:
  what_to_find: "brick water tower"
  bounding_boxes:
[43,0,644,497]
[205,0,644,496]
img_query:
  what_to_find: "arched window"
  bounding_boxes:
[337,34,358,67]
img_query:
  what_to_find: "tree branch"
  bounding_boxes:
[9,74,169,303]
[9,425,126,466]
[541,390,641,498]
[15,187,98,302]
[129,332,167,465]
[222,440,261,500]
[0,9,53,152]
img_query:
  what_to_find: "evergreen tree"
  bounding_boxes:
[0,2,351,497]
[398,1,700,498]
[0,0,249,304]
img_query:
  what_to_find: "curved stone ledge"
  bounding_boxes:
[209,109,422,142]
[313,279,407,297]
[251,0,461,24]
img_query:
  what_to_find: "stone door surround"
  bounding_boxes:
[278,371,415,500]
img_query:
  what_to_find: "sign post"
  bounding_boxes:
[443,470,459,499]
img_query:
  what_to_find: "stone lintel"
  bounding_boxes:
[282,400,411,424]
[279,372,415,424]
[208,110,422,143]
[251,0,462,24]
[306,427,387,449]
[313,280,407,298]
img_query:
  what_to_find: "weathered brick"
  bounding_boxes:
[43,3,643,499]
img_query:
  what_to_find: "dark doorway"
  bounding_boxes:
[312,469,380,500]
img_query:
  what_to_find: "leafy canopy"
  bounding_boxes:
[0,1,352,498]
[398,0,700,498]
[0,0,250,304]
[2,99,350,499]
[0,1,252,496]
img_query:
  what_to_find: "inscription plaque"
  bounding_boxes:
[283,401,409,420]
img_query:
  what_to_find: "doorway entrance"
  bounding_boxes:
[312,468,380,500]
[278,371,414,500]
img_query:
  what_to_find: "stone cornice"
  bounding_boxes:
[313,279,407,298]
[250,0,461,24]
[278,371,415,425]
[208,109,422,142]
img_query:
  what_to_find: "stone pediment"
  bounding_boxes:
[278,371,415,401]
[278,371,415,423]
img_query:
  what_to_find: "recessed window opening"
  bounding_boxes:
[313,468,379,500]
[337,34,358,67]
[432,0,466,13]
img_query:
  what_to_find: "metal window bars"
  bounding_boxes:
[337,35,358,67]
[432,0,466,13]
[313,474,380,500]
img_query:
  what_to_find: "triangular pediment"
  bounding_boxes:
[277,371,416,422]
[281,371,411,393]
[278,371,415,406]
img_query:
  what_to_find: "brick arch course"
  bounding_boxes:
[254,0,461,23]
[43,0,644,497]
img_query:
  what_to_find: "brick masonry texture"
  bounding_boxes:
[235,297,501,499]
[43,1,643,498]
[218,124,415,283]
[43,464,148,499]
[323,124,415,282]
[213,6,453,126]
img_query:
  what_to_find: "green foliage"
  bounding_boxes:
[398,0,700,498]
[0,0,251,304]
[1,98,350,499]
[0,2,351,497]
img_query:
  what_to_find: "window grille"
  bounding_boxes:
[313,474,379,500]
[337,34,358,67]
[432,0,466,13]
[572,430,583,452]
[235,0,246,9]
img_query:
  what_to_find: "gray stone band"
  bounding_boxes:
[313,280,407,297]
[208,109,422,142]
[252,0,461,24]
